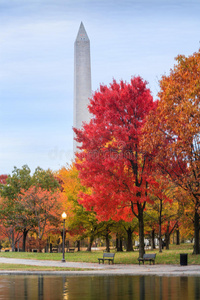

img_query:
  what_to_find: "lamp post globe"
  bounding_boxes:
[62,212,67,220]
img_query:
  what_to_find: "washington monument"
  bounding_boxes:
[73,22,92,153]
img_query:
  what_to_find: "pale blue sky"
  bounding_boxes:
[1,0,200,174]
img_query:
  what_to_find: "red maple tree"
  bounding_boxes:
[74,77,157,256]
[0,175,8,185]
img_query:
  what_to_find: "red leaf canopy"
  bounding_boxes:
[74,77,157,221]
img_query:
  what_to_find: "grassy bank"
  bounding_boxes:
[0,263,86,271]
[0,244,199,267]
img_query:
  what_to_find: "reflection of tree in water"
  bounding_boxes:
[21,276,200,300]
[140,276,145,300]
[24,277,28,300]
[38,275,43,300]
[1,275,200,299]
[159,277,162,300]
[194,277,200,299]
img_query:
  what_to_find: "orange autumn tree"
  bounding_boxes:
[58,163,90,244]
[58,164,110,251]
[144,50,200,254]
[175,187,196,242]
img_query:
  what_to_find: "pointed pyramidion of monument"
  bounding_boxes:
[73,22,92,154]
[75,22,89,42]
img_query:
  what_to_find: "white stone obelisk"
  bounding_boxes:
[73,22,92,154]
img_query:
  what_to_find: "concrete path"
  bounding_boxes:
[0,257,200,276]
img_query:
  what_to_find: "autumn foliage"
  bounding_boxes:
[19,186,62,240]
[74,77,157,256]
[144,50,200,253]
[1,49,199,253]
[0,175,8,185]
[0,166,63,252]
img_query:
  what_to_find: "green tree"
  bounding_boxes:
[0,165,60,251]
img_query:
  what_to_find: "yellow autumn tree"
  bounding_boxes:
[57,163,110,251]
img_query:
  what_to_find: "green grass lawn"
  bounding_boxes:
[0,263,87,271]
[0,243,199,266]
[0,244,200,265]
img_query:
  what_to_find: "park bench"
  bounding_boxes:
[138,253,156,265]
[98,253,115,264]
[52,248,58,253]
[68,248,75,253]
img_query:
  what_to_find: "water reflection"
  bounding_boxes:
[0,275,200,300]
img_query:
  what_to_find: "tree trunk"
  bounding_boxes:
[165,221,170,250]
[138,203,145,258]
[159,225,162,252]
[22,229,28,252]
[77,240,81,251]
[193,210,200,254]
[151,229,155,250]
[45,237,50,253]
[116,234,123,252]
[159,217,162,253]
[105,232,110,252]
[11,231,15,252]
[116,236,118,250]
[119,238,123,252]
[126,227,133,251]
[38,238,42,252]
[158,200,163,252]
[176,229,180,245]
[87,236,94,252]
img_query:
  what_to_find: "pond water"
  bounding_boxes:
[0,275,200,300]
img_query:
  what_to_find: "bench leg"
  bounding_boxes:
[98,259,104,264]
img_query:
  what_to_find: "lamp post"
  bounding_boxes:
[61,212,67,262]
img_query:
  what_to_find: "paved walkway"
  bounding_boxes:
[1,257,200,276]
